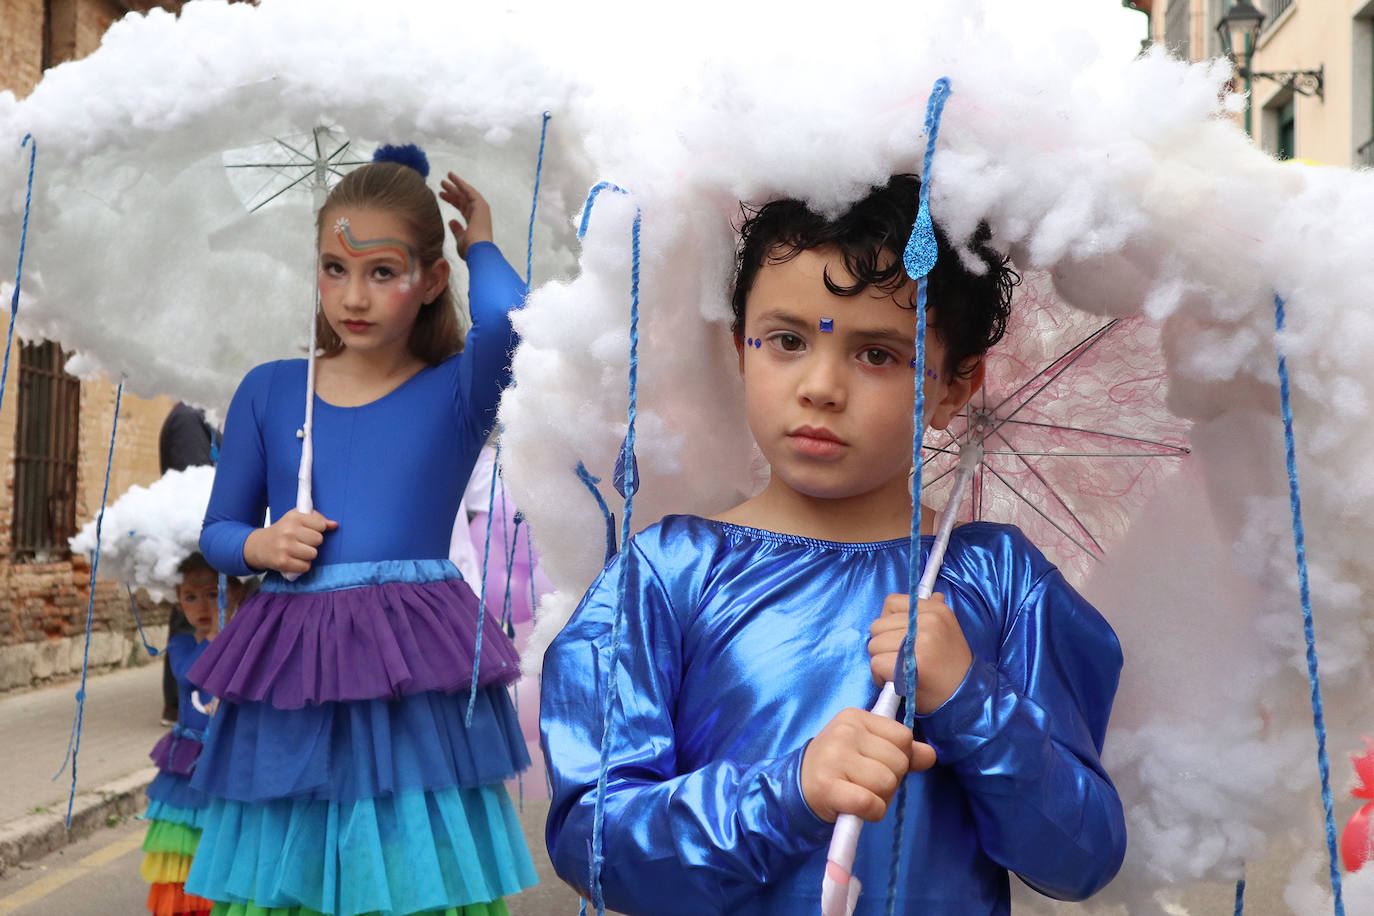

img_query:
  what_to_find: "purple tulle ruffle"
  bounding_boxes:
[188,574,519,709]
[149,729,204,777]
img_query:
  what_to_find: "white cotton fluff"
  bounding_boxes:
[0,0,591,413]
[6,0,1374,909]
[69,465,216,602]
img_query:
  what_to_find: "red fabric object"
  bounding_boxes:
[1340,736,1374,872]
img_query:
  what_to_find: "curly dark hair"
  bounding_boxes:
[730,174,1016,377]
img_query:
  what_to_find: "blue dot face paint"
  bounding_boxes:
[908,359,938,380]
[819,317,835,333]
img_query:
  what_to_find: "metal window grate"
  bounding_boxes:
[11,341,81,560]
[1266,0,1294,22]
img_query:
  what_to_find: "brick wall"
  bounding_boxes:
[0,0,190,692]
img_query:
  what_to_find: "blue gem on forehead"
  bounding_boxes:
[819,318,834,333]
[754,338,762,348]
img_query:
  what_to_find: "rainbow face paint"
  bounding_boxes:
[332,217,417,281]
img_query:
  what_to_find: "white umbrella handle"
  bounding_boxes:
[282,296,319,583]
[820,444,983,915]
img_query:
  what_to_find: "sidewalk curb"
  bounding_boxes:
[0,766,155,877]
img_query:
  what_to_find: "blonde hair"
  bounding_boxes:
[315,162,464,365]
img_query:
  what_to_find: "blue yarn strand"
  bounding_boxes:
[526,111,552,288]
[1273,293,1345,915]
[124,584,160,657]
[1,135,36,418]
[61,377,123,827]
[217,572,228,631]
[578,182,641,916]
[1234,874,1246,915]
[575,461,618,562]
[888,77,951,915]
[467,441,503,726]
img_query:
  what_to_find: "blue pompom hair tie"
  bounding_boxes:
[372,143,431,178]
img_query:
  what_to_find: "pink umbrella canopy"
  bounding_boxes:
[920,270,1191,585]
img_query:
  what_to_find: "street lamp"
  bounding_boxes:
[1216,2,1324,103]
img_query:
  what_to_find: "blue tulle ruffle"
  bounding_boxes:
[147,769,211,810]
[143,798,208,830]
[185,784,537,915]
[192,684,528,804]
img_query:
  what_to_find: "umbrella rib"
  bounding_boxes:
[248,170,316,212]
[982,462,1103,562]
[327,140,352,162]
[273,136,314,164]
[988,320,1121,436]
[996,417,1190,453]
[977,450,1186,458]
[990,427,1105,554]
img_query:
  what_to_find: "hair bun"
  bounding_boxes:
[372,144,431,179]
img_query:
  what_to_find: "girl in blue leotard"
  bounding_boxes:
[186,148,537,916]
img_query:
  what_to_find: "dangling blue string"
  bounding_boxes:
[57,377,123,827]
[1273,292,1345,915]
[527,111,552,289]
[1,135,37,418]
[1234,873,1246,915]
[217,572,228,631]
[468,440,504,726]
[577,181,641,916]
[886,77,951,915]
[125,584,160,657]
[575,462,618,562]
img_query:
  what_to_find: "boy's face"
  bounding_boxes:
[737,247,980,503]
[177,568,221,639]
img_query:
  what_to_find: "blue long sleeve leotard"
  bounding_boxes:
[200,242,524,574]
[541,516,1126,915]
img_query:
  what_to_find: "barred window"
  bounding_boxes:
[11,341,81,561]
[1165,0,1192,60]
[1266,0,1293,22]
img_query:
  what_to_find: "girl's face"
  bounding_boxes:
[317,208,449,360]
[177,568,221,641]
[738,247,981,504]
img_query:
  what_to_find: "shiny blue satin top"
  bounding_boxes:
[541,516,1125,915]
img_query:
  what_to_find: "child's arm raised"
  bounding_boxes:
[542,536,927,914]
[439,173,524,447]
[869,535,1127,901]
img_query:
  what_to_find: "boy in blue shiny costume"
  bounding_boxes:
[541,175,1126,914]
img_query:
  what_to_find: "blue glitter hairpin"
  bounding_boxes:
[902,78,951,281]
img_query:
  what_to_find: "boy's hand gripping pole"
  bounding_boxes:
[820,441,983,916]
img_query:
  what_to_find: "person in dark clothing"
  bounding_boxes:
[157,402,221,725]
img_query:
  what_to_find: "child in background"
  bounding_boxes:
[187,148,537,916]
[541,176,1126,914]
[140,554,244,916]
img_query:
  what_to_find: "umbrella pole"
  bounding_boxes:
[820,441,983,916]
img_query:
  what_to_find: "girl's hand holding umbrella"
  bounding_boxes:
[243,509,337,575]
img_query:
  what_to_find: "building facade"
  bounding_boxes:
[0,0,186,692]
[1151,0,1374,166]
